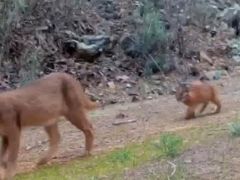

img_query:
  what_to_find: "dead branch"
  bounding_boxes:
[112,119,137,126]
[167,160,177,179]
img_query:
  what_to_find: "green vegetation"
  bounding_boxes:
[136,0,167,76]
[16,124,226,180]
[229,118,240,137]
[0,0,40,83]
[154,133,183,158]
[18,48,42,86]
[108,149,134,164]
[16,140,159,180]
[138,1,166,55]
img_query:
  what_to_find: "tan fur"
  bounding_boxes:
[0,72,98,180]
[175,80,221,120]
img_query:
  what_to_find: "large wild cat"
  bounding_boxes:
[0,72,98,179]
[175,80,221,120]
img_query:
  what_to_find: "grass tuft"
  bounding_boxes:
[229,119,240,137]
[154,133,183,158]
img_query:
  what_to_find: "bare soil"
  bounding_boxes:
[123,127,240,180]
[178,135,240,180]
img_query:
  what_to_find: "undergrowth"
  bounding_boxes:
[154,133,183,158]
[229,117,240,137]
[18,48,42,86]
[136,0,167,76]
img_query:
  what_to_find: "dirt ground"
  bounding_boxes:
[11,71,240,178]
[123,128,240,180]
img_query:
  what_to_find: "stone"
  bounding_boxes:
[218,4,240,25]
[62,34,111,62]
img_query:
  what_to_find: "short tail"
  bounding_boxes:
[82,96,99,111]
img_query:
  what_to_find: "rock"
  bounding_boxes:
[61,30,82,41]
[209,4,219,17]
[116,75,130,82]
[109,99,118,104]
[25,145,32,151]
[203,70,228,80]
[107,81,116,89]
[228,38,240,63]
[184,159,192,164]
[232,56,240,63]
[126,83,132,88]
[203,25,211,32]
[62,40,100,61]
[116,113,127,119]
[80,35,111,47]
[151,80,161,86]
[218,4,240,25]
[128,91,139,96]
[170,87,176,95]
[203,70,219,80]
[150,74,161,80]
[120,33,141,58]
[146,96,153,100]
[62,35,111,62]
[131,96,140,102]
[154,88,164,95]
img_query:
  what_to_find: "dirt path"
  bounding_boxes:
[15,74,240,174]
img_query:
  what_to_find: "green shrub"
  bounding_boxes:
[18,48,42,86]
[229,120,240,137]
[109,149,134,164]
[136,0,167,76]
[188,2,218,28]
[138,10,166,55]
[0,0,28,71]
[155,133,183,158]
[0,0,28,36]
[143,54,166,76]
